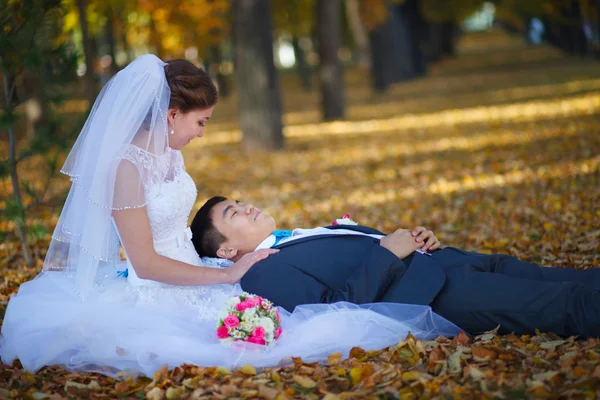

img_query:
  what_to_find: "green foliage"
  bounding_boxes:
[4,199,25,223]
[28,221,50,241]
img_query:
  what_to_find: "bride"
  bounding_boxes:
[0,54,459,377]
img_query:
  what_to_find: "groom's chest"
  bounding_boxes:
[275,235,381,286]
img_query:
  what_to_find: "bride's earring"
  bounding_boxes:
[170,114,176,135]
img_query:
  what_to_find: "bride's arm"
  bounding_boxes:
[113,207,274,285]
[111,159,274,286]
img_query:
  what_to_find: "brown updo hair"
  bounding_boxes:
[164,59,218,112]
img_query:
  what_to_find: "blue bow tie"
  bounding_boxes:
[271,230,292,247]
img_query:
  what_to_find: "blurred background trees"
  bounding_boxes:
[1,0,599,262]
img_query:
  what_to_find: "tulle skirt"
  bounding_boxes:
[0,269,460,378]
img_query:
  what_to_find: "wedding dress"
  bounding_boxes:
[0,54,459,378]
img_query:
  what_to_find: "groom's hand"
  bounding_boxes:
[411,226,441,251]
[380,229,422,259]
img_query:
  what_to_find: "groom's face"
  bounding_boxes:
[211,199,276,258]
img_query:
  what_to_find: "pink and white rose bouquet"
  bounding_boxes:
[216,292,282,345]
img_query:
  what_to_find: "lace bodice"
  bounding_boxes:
[119,145,239,321]
[122,145,196,243]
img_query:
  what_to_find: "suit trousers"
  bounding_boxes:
[427,248,600,337]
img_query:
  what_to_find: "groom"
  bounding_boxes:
[190,196,600,338]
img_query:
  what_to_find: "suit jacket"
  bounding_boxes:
[240,225,447,312]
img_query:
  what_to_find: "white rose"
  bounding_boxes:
[244,306,257,318]
[259,317,275,332]
[227,297,241,307]
[266,332,274,344]
[217,308,229,322]
[240,321,254,332]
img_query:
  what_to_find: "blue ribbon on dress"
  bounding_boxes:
[117,268,128,278]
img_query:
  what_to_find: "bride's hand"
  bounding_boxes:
[226,249,279,284]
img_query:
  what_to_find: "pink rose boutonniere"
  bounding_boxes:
[216,292,282,346]
[332,214,358,226]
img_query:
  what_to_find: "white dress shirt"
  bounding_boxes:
[255,226,432,256]
[255,227,383,250]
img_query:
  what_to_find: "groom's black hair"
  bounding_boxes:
[191,196,228,258]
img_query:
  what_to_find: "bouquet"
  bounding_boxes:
[216,292,282,345]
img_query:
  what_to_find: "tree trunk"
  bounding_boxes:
[116,7,134,64]
[597,0,600,58]
[401,0,427,77]
[389,5,416,82]
[316,0,345,120]
[368,28,388,92]
[208,44,230,98]
[345,0,370,69]
[76,0,96,103]
[104,4,118,74]
[232,0,284,151]
[2,69,33,267]
[291,36,312,90]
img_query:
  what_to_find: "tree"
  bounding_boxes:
[272,0,315,90]
[345,0,370,69]
[316,0,345,120]
[76,0,97,102]
[232,0,284,151]
[0,0,78,267]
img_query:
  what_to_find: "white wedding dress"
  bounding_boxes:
[0,146,460,377]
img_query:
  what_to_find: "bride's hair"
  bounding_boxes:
[164,59,218,112]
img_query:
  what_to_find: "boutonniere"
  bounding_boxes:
[332,214,358,226]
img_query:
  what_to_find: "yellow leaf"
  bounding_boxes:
[401,371,420,382]
[216,366,231,375]
[328,352,342,365]
[238,364,256,375]
[349,367,363,385]
[292,374,316,389]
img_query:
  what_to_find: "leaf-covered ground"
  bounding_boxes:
[1,30,600,399]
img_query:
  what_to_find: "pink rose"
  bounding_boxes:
[236,302,250,312]
[246,297,260,307]
[251,326,266,339]
[217,326,229,339]
[275,309,281,322]
[342,214,351,219]
[331,221,338,226]
[247,336,266,345]
[274,326,282,339]
[223,314,239,329]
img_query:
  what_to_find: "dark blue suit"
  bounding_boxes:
[240,225,600,338]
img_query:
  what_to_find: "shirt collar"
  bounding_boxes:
[255,234,276,251]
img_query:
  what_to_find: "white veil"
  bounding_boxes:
[44,54,173,298]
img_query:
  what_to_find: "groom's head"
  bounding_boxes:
[191,196,276,261]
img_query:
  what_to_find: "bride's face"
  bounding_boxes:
[168,106,215,150]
